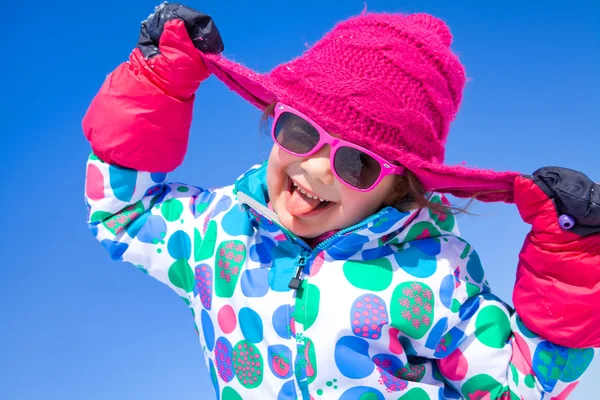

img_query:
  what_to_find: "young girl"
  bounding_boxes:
[83,3,599,399]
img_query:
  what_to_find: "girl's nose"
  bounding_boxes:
[300,145,335,186]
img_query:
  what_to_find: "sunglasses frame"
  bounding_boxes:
[271,102,405,192]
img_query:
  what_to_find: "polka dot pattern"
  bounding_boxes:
[343,258,393,291]
[334,336,373,379]
[215,337,234,382]
[218,305,237,334]
[194,263,213,310]
[268,344,293,379]
[84,159,593,400]
[232,340,263,389]
[239,307,264,343]
[350,294,388,340]
[390,281,435,339]
[85,164,104,201]
[215,240,246,298]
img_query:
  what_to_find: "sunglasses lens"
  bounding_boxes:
[334,146,382,190]
[274,112,320,154]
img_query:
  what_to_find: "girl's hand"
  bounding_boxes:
[83,3,224,172]
[516,167,600,238]
[513,167,600,348]
[131,2,224,99]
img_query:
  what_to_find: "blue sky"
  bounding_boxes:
[0,0,598,398]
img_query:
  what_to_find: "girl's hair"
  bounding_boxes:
[260,103,471,216]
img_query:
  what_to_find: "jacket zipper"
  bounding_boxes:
[288,250,311,290]
[287,213,380,290]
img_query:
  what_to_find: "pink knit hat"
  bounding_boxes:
[200,12,519,202]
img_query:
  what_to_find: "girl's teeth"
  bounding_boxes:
[291,180,327,202]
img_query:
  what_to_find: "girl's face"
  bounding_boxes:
[267,143,398,239]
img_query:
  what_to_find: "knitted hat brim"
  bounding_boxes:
[201,53,519,203]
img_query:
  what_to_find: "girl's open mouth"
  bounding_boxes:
[285,177,335,217]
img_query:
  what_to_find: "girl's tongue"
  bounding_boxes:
[286,186,324,216]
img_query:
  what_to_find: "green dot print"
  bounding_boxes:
[295,282,320,330]
[561,347,595,382]
[359,393,380,400]
[215,240,246,298]
[176,186,189,192]
[102,201,145,235]
[90,210,112,224]
[461,374,502,399]
[399,363,426,382]
[168,259,194,292]
[397,387,429,399]
[390,281,435,340]
[195,221,217,262]
[295,337,317,385]
[317,389,323,396]
[509,363,519,386]
[232,340,263,389]
[466,282,481,298]
[524,374,536,388]
[428,196,455,232]
[451,299,461,313]
[161,198,184,222]
[404,221,441,243]
[475,305,511,349]
[222,386,243,400]
[343,258,393,291]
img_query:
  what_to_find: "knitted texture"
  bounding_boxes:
[268,13,464,165]
[201,12,520,202]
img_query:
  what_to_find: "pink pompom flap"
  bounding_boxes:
[406,14,453,46]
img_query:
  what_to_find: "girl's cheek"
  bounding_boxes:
[269,146,295,167]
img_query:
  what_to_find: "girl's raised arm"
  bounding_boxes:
[84,4,226,298]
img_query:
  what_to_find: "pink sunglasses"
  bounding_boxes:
[271,102,405,192]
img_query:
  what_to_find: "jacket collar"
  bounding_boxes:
[234,163,448,252]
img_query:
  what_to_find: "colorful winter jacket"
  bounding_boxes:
[85,156,596,400]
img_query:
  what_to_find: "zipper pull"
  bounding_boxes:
[288,256,306,290]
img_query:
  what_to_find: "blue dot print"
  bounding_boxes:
[167,230,191,260]
[273,305,294,339]
[439,274,454,309]
[395,246,437,278]
[241,268,270,297]
[201,309,215,351]
[109,165,137,202]
[411,238,441,256]
[249,236,276,264]
[277,380,296,400]
[100,239,129,261]
[135,215,167,244]
[334,336,374,379]
[150,172,167,183]
[466,251,484,283]
[239,307,264,343]
[221,206,254,237]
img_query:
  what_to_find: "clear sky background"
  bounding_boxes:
[0,0,598,399]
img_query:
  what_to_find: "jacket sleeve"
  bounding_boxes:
[432,245,596,399]
[512,168,600,349]
[85,152,222,300]
[82,14,215,173]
